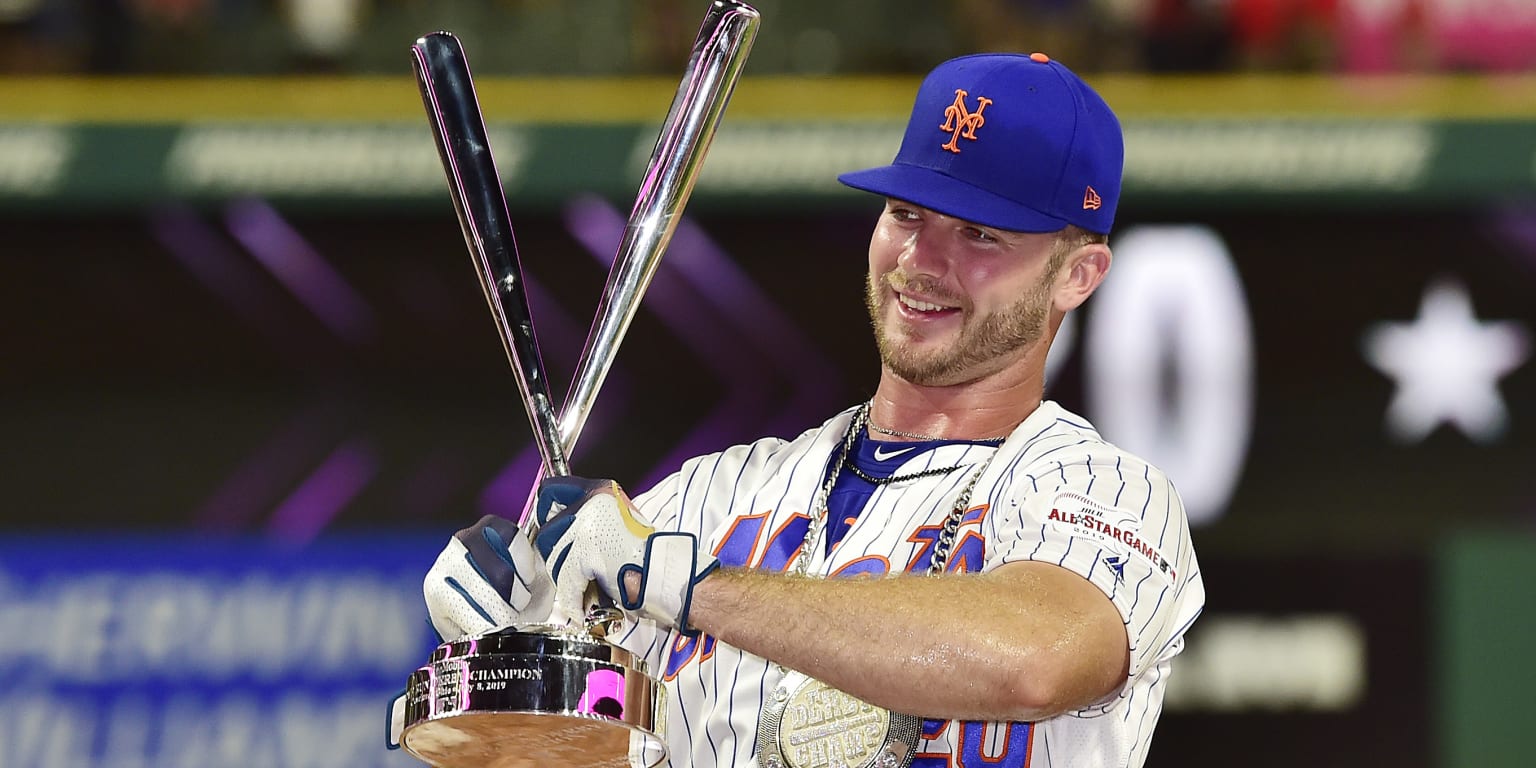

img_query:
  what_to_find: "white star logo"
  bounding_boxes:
[1362,278,1530,444]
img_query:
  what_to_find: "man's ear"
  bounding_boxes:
[1055,244,1111,313]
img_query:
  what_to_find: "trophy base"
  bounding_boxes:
[401,625,664,768]
[405,712,638,768]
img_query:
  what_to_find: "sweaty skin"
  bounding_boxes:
[688,561,1129,722]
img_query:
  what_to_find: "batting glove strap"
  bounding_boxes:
[623,532,720,636]
[534,478,718,633]
[385,688,406,750]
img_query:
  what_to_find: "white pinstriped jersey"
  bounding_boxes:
[614,401,1204,768]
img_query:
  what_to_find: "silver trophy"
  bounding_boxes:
[401,3,760,766]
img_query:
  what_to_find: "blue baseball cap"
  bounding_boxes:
[838,52,1123,235]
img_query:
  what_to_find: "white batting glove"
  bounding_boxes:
[533,477,718,635]
[423,514,555,641]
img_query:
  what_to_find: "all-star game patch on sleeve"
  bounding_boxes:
[984,405,1204,714]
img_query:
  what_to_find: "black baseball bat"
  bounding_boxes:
[410,32,570,478]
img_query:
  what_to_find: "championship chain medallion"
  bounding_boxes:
[754,405,997,768]
[756,670,920,768]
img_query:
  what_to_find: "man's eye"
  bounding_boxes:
[967,227,997,242]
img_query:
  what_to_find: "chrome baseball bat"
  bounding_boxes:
[412,1,760,528]
[556,0,761,457]
[410,31,571,479]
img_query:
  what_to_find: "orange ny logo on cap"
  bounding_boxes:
[940,89,992,153]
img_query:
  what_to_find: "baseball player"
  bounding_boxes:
[410,52,1204,768]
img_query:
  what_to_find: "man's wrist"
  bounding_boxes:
[622,569,643,604]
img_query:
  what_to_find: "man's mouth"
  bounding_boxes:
[896,292,956,314]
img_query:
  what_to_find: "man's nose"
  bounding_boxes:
[897,225,950,278]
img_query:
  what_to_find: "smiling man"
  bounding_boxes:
[421,52,1205,768]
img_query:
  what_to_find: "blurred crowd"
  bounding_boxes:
[1,0,1534,75]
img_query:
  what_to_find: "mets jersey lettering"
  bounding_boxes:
[611,402,1204,768]
[663,504,992,678]
[914,719,1034,768]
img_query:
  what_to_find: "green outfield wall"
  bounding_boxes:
[1440,533,1536,768]
[3,75,1536,209]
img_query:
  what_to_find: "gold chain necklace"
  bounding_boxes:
[867,420,1010,443]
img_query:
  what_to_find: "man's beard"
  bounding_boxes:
[865,268,1055,387]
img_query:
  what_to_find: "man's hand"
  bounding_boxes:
[423,514,554,641]
[533,477,718,634]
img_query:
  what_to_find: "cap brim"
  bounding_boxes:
[838,164,1069,234]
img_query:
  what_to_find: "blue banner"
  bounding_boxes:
[0,534,442,768]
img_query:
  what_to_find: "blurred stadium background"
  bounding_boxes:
[2,0,1534,766]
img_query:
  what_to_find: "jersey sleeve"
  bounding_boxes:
[986,450,1204,704]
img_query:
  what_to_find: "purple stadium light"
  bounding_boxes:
[225,199,378,347]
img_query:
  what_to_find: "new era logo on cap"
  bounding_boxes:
[838,52,1124,234]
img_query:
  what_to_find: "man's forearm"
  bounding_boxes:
[685,563,1128,722]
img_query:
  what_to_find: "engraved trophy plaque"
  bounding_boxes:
[401,3,760,766]
[401,628,661,768]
